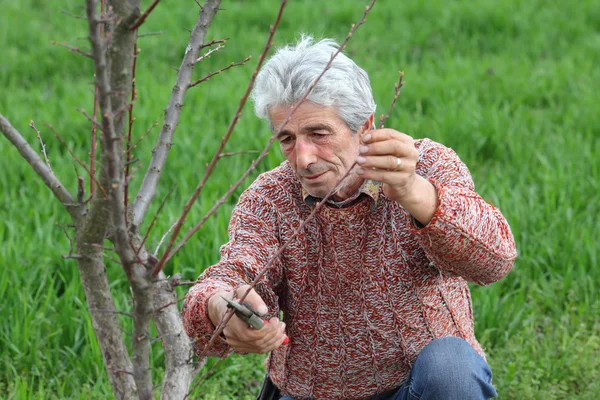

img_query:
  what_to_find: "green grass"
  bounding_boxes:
[1,0,599,398]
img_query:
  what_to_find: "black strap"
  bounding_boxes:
[257,375,281,400]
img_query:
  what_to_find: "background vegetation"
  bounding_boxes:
[1,0,598,398]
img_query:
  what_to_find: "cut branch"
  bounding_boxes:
[133,0,223,229]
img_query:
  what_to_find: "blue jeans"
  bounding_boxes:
[280,336,497,400]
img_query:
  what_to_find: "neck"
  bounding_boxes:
[330,174,365,202]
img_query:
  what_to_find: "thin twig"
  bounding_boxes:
[164,0,377,266]
[56,222,75,254]
[154,219,178,257]
[29,121,51,170]
[91,81,99,195]
[136,183,177,256]
[50,41,93,58]
[378,71,404,128]
[154,0,288,275]
[129,0,161,30]
[186,357,227,397]
[125,42,139,226]
[153,296,185,313]
[79,108,104,133]
[194,44,224,64]
[104,253,123,265]
[219,150,260,158]
[190,56,252,88]
[200,38,227,50]
[44,123,109,199]
[91,243,116,252]
[137,31,165,38]
[60,10,88,20]
[126,119,158,155]
[90,308,134,318]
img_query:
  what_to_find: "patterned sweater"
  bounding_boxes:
[183,139,517,400]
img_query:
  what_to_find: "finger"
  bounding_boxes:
[355,167,409,183]
[361,129,412,144]
[356,155,405,171]
[359,140,414,158]
[235,285,268,315]
[228,326,284,354]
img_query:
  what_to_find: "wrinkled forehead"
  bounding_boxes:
[268,103,346,132]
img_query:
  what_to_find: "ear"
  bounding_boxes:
[358,114,375,138]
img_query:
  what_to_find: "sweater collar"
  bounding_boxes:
[302,179,381,208]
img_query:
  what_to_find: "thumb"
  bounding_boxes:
[236,285,268,316]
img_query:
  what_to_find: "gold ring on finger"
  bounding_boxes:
[395,157,402,171]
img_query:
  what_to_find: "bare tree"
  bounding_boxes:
[0,0,395,398]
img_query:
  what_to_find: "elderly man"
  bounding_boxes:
[183,36,516,400]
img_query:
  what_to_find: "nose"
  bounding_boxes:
[295,137,317,170]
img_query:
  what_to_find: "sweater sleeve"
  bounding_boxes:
[182,188,284,356]
[409,139,517,286]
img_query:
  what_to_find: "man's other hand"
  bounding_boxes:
[207,285,288,354]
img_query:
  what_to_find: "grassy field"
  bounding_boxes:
[1,0,599,398]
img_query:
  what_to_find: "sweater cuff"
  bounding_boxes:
[183,281,234,356]
[408,177,443,231]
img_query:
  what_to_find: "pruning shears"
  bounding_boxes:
[222,296,266,330]
[221,296,290,345]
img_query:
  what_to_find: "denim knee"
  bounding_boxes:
[408,336,497,399]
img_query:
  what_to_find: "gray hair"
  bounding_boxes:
[251,35,377,133]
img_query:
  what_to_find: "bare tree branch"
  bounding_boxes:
[200,38,227,49]
[189,56,251,88]
[379,71,404,128]
[126,119,158,156]
[132,0,223,229]
[0,114,80,219]
[194,43,224,63]
[154,0,288,274]
[129,0,161,31]
[136,183,176,256]
[45,123,109,199]
[50,40,93,58]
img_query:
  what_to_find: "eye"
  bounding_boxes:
[312,132,327,139]
[280,136,294,144]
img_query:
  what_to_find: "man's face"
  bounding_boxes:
[269,102,368,201]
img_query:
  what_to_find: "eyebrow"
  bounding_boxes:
[275,123,333,140]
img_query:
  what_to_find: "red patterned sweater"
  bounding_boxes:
[183,139,517,400]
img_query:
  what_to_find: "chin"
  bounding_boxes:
[303,184,333,199]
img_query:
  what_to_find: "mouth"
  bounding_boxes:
[301,171,327,182]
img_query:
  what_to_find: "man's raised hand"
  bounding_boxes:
[208,285,288,354]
